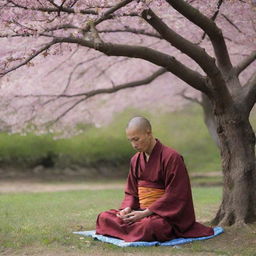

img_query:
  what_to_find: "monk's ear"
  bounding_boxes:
[146,129,152,136]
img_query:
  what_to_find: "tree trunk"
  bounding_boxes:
[212,105,256,226]
[201,93,220,148]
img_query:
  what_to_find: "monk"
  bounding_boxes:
[96,116,214,242]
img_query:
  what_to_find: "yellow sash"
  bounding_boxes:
[138,186,165,209]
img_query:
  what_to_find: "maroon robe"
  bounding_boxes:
[96,139,214,242]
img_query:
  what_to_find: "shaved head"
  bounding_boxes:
[126,116,152,133]
[126,116,155,154]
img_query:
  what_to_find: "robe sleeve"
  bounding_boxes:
[120,158,140,210]
[148,153,196,226]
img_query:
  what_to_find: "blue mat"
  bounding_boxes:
[73,226,224,247]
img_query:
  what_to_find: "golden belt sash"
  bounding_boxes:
[138,186,165,209]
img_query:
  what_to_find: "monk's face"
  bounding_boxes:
[126,128,152,152]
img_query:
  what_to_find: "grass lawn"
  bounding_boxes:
[1,186,256,256]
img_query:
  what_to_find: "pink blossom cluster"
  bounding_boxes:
[0,0,255,136]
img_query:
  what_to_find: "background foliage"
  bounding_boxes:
[2,104,255,174]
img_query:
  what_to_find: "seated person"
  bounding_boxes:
[96,116,214,242]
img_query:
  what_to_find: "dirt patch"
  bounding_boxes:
[0,171,223,193]
[0,180,124,193]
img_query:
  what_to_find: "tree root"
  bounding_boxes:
[233,220,252,230]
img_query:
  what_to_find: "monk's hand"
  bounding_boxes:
[122,209,153,223]
[116,207,132,218]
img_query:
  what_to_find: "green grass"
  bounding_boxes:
[0,189,122,249]
[0,187,221,254]
[1,186,255,256]
[0,104,255,173]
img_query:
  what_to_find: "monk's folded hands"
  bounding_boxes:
[121,209,153,223]
[116,207,132,218]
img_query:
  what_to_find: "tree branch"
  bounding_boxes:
[16,68,168,125]
[6,0,98,15]
[15,67,168,99]
[0,24,79,38]
[46,97,86,127]
[165,0,233,75]
[44,23,79,32]
[81,0,134,34]
[141,8,219,79]
[221,13,244,34]
[1,36,209,94]
[62,37,210,94]
[177,89,202,106]
[140,7,233,103]
[45,46,80,76]
[235,50,256,76]
[61,55,104,94]
[243,72,256,112]
[197,0,224,43]
[0,39,59,76]
[98,28,162,39]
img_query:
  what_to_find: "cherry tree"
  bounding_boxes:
[0,0,256,226]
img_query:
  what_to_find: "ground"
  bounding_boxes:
[0,171,222,193]
[2,224,256,256]
[0,180,123,193]
[1,177,256,256]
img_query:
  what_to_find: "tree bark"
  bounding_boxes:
[212,104,256,226]
[201,93,220,148]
